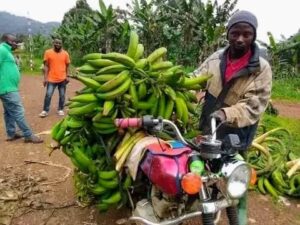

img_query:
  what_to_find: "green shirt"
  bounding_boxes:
[0,43,20,95]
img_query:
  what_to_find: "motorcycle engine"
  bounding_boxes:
[151,185,187,219]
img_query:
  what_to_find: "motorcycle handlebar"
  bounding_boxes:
[114,116,189,145]
[114,118,142,128]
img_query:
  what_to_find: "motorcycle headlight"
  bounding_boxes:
[221,161,251,199]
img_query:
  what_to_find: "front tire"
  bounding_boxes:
[202,213,216,225]
[226,206,239,225]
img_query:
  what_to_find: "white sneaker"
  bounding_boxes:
[39,111,48,118]
[58,110,65,116]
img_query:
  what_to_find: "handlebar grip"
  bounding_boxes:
[114,118,142,128]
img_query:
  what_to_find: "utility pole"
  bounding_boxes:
[27,11,33,71]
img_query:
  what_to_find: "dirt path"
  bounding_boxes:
[0,75,299,225]
[272,100,300,119]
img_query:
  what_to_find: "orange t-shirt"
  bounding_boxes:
[44,49,70,83]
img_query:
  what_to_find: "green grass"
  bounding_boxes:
[271,78,300,102]
[261,113,300,157]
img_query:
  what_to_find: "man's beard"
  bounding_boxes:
[232,46,247,58]
[54,47,61,52]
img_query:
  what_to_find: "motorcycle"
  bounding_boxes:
[114,115,253,225]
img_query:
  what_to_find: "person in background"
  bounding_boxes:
[0,33,43,143]
[193,10,272,225]
[39,37,70,118]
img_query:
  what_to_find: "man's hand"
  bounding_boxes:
[43,80,47,87]
[210,110,226,122]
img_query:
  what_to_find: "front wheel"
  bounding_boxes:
[226,206,239,225]
[202,213,216,225]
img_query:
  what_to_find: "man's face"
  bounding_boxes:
[53,39,62,52]
[6,35,18,51]
[227,23,255,56]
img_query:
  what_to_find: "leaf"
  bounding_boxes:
[98,0,107,18]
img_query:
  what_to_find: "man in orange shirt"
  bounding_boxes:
[39,37,70,117]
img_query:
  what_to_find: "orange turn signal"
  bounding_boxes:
[250,168,257,186]
[181,172,203,195]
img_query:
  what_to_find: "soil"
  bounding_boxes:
[272,100,300,120]
[0,75,299,225]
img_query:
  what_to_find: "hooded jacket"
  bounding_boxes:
[194,43,272,150]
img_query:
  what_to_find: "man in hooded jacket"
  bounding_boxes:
[193,10,272,224]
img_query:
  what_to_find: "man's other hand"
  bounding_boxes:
[210,110,226,122]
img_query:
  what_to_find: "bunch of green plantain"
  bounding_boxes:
[247,126,300,199]
[50,30,212,211]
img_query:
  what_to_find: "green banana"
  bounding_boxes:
[135,58,148,69]
[88,59,119,68]
[102,52,136,68]
[184,91,198,103]
[98,178,119,189]
[68,102,100,116]
[257,177,266,195]
[94,127,118,134]
[54,118,68,142]
[89,184,107,195]
[77,64,98,74]
[164,97,174,119]
[96,78,132,100]
[82,52,102,62]
[127,30,139,59]
[129,83,139,105]
[186,101,197,115]
[68,101,85,109]
[289,174,300,191]
[72,146,96,174]
[70,93,98,103]
[93,122,116,130]
[164,70,184,85]
[97,70,130,92]
[93,74,116,82]
[134,102,153,110]
[137,82,147,100]
[288,174,300,196]
[147,47,167,64]
[98,170,118,180]
[263,177,279,199]
[92,110,104,122]
[175,96,189,125]
[151,61,173,71]
[94,117,114,124]
[167,65,183,72]
[96,64,128,75]
[102,100,115,116]
[271,169,289,189]
[102,190,122,204]
[163,85,176,101]
[134,43,144,61]
[66,117,86,129]
[75,75,101,90]
[181,74,212,88]
[51,119,63,141]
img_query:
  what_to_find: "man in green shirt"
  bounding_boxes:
[0,33,43,143]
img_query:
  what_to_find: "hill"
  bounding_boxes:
[0,11,60,35]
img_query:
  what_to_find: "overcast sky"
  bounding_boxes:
[1,0,299,43]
